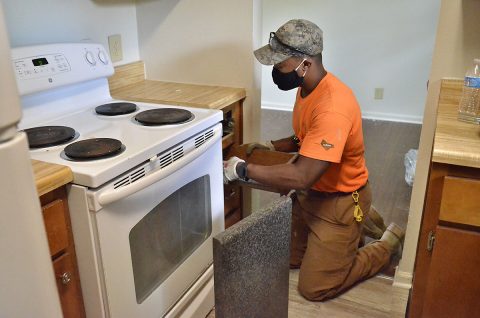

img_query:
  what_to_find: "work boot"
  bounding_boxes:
[380,223,405,253]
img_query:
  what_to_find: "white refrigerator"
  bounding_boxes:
[0,3,63,318]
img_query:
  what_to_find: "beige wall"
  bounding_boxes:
[2,0,140,66]
[135,0,262,144]
[395,0,480,288]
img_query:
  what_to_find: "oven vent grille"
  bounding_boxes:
[172,147,184,161]
[195,129,214,148]
[205,129,214,140]
[159,146,184,169]
[130,168,146,183]
[109,127,216,191]
[113,167,146,189]
[113,176,130,189]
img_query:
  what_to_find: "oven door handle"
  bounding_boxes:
[95,129,221,207]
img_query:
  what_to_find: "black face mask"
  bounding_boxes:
[271,59,306,91]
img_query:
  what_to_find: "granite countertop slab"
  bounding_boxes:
[213,196,292,318]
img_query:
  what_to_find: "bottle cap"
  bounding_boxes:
[474,58,480,64]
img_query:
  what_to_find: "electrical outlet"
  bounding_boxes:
[374,88,384,100]
[108,34,123,63]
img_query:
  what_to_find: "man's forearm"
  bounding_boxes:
[245,154,330,191]
[246,163,307,190]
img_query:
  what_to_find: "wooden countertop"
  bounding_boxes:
[433,78,480,168]
[32,160,73,197]
[111,80,246,110]
[108,61,245,109]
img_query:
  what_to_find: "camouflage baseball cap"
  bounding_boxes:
[254,19,323,65]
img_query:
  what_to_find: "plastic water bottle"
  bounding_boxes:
[458,59,480,123]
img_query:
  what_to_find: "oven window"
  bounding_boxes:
[129,175,212,304]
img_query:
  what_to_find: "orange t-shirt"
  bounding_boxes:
[293,72,368,193]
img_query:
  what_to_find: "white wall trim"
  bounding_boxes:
[361,111,423,124]
[262,102,294,112]
[393,268,413,290]
[262,102,424,124]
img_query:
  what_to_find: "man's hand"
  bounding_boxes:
[223,156,246,183]
[245,141,275,155]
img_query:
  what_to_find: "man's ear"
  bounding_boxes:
[303,59,312,70]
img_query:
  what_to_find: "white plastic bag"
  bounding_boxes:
[404,149,418,186]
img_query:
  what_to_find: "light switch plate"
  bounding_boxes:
[108,34,123,63]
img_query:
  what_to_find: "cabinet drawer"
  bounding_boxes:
[53,253,86,318]
[440,176,480,227]
[224,184,241,216]
[42,199,69,256]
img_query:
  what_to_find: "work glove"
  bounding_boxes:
[223,156,246,184]
[245,140,275,155]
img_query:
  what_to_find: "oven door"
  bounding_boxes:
[86,127,223,318]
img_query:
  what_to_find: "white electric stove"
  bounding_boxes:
[13,43,224,318]
[21,98,222,188]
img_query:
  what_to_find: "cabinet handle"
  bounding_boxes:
[59,272,72,285]
[427,230,436,252]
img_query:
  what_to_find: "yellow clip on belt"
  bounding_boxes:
[352,190,363,222]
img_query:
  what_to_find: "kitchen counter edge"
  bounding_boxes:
[32,159,73,197]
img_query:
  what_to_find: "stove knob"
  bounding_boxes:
[98,51,109,65]
[85,51,96,66]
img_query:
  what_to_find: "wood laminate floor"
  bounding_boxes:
[207,269,409,318]
[288,270,408,318]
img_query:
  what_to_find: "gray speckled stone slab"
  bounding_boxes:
[213,196,292,318]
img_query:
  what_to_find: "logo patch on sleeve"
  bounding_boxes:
[320,139,334,150]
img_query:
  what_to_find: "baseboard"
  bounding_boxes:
[261,103,423,124]
[261,102,293,112]
[361,111,423,124]
[393,268,413,289]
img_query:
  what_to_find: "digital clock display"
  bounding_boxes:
[32,57,49,66]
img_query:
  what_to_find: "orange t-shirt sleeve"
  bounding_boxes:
[299,112,352,163]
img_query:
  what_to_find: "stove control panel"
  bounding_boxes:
[14,53,71,80]
[12,43,114,96]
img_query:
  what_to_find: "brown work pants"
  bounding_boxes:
[290,183,392,301]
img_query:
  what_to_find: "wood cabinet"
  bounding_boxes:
[409,164,480,317]
[40,186,85,318]
[221,100,244,228]
[409,79,480,317]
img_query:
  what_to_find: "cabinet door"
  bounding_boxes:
[422,226,480,318]
[41,187,86,318]
[42,199,69,256]
[53,252,86,318]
